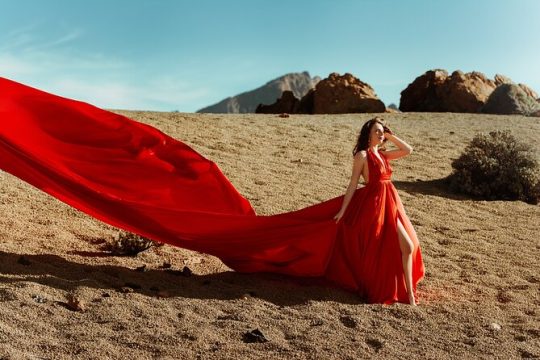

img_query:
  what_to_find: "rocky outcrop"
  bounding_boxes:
[256,72,385,114]
[398,69,448,112]
[399,70,496,112]
[311,72,386,114]
[481,83,540,116]
[197,71,320,113]
[400,69,539,114]
[255,91,299,114]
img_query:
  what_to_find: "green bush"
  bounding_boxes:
[447,130,540,204]
[103,230,160,256]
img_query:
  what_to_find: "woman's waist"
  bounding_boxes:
[365,178,392,184]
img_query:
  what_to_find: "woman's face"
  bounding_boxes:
[369,122,385,147]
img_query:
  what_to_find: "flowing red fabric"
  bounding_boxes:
[0,77,424,304]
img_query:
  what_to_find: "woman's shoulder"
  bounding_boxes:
[354,150,368,160]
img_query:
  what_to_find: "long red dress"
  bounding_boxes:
[325,148,425,304]
[0,77,424,304]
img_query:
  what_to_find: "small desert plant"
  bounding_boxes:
[103,230,161,256]
[446,130,540,204]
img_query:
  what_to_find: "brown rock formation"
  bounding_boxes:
[399,69,449,112]
[400,70,496,112]
[255,91,299,114]
[401,70,539,114]
[311,72,386,114]
[494,74,513,86]
[255,73,385,114]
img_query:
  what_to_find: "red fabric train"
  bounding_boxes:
[0,77,424,304]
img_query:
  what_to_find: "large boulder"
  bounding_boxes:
[311,72,386,114]
[481,83,540,116]
[255,90,299,114]
[400,69,496,112]
[438,71,497,112]
[399,69,450,112]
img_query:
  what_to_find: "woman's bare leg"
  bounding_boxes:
[396,218,416,305]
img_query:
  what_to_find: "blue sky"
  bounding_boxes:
[1,0,539,112]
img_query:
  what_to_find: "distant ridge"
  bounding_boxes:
[197,71,320,113]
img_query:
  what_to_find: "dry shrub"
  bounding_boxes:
[103,230,161,256]
[447,130,540,204]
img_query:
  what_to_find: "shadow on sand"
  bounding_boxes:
[0,250,367,306]
[392,177,471,201]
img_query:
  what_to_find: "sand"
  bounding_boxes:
[0,111,538,359]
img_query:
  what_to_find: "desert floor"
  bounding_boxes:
[0,111,539,359]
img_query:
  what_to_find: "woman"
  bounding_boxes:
[327,117,425,305]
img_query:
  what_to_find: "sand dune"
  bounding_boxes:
[0,112,538,359]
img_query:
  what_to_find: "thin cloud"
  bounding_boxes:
[22,29,83,52]
[0,23,79,53]
[45,77,211,111]
[0,24,210,111]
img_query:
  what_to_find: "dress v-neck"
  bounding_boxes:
[369,147,386,172]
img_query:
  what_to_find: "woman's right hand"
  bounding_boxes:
[383,125,393,135]
[333,210,345,223]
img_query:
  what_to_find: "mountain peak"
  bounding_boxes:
[197,72,320,113]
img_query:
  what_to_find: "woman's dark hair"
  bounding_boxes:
[352,117,388,156]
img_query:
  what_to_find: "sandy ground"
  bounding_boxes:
[0,111,539,359]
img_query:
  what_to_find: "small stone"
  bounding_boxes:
[161,261,172,269]
[497,291,512,303]
[101,292,111,297]
[279,113,290,118]
[242,328,268,343]
[66,294,86,312]
[366,338,384,352]
[490,322,502,331]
